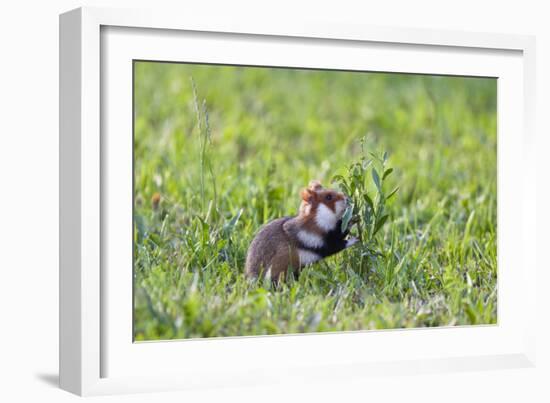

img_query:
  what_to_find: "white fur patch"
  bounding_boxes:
[297,230,324,248]
[298,249,321,266]
[315,203,337,232]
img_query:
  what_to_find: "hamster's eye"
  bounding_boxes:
[325,194,333,201]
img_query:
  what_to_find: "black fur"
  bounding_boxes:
[297,219,350,258]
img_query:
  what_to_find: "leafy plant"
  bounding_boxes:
[332,136,399,273]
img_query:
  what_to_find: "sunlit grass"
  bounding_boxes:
[133,62,497,340]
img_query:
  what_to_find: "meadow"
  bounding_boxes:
[133,61,497,340]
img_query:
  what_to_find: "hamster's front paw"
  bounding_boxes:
[345,237,359,248]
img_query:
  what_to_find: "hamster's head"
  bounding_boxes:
[299,180,348,232]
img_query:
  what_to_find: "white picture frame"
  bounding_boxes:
[59,6,537,396]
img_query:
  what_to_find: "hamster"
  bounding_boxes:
[245,180,358,281]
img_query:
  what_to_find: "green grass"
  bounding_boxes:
[133,61,497,340]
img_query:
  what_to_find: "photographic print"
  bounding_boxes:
[133,61,497,341]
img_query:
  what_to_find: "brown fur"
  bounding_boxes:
[244,217,298,280]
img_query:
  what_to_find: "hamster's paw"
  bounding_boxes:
[346,237,359,248]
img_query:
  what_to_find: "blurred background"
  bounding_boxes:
[133,61,497,340]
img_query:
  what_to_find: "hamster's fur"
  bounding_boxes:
[245,180,358,281]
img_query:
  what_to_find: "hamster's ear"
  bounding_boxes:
[301,188,316,204]
[308,180,323,191]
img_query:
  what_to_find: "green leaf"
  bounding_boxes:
[341,206,353,232]
[372,168,381,192]
[222,208,243,234]
[331,174,347,184]
[363,204,372,226]
[382,168,393,180]
[134,214,146,243]
[372,214,389,237]
[387,187,399,200]
[337,181,351,195]
[363,193,374,211]
[352,164,362,180]
[464,301,478,325]
[369,152,382,163]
